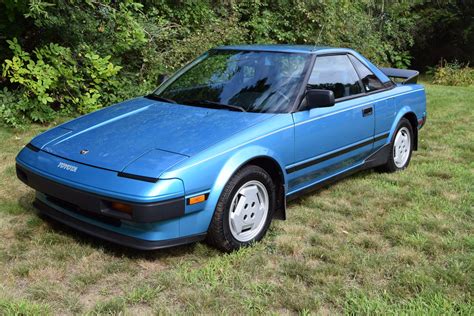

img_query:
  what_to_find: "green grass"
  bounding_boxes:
[0,84,472,314]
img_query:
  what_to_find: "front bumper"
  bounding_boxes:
[33,198,205,250]
[16,163,184,223]
[16,163,206,249]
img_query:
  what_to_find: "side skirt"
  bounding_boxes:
[286,144,390,202]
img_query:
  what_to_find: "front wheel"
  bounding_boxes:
[206,165,275,252]
[377,118,414,173]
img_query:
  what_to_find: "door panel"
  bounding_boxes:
[372,91,396,149]
[287,54,375,194]
[348,54,396,149]
[289,97,375,193]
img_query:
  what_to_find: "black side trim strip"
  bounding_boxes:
[286,133,389,174]
[373,133,390,142]
[117,172,158,183]
[287,143,391,201]
[287,165,363,201]
[26,143,40,152]
[34,199,206,250]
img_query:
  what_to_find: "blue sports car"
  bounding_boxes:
[16,45,427,251]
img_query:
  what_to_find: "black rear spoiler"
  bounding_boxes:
[380,67,419,84]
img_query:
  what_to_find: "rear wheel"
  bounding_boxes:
[377,118,414,173]
[206,165,275,252]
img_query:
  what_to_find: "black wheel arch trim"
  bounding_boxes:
[401,112,419,150]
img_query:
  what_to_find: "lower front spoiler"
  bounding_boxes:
[33,199,206,250]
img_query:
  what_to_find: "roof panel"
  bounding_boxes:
[215,44,332,53]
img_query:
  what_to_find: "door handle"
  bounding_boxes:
[362,106,373,117]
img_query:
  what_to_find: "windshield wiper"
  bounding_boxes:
[184,99,246,112]
[145,94,176,104]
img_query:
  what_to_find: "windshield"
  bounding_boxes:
[152,50,312,113]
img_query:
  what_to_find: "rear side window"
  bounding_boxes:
[348,55,384,92]
[308,55,362,99]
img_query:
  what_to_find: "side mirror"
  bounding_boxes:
[158,74,169,85]
[304,89,335,110]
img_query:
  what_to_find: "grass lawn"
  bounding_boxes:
[0,84,472,315]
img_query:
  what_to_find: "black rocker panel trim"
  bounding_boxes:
[287,143,391,201]
[16,164,185,223]
[34,199,206,250]
[286,133,389,174]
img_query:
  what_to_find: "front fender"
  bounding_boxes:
[211,145,287,200]
[161,114,295,237]
[170,145,289,237]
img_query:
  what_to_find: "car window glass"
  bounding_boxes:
[308,55,362,99]
[348,55,384,92]
[156,51,311,113]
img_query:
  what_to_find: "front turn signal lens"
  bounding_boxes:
[109,202,133,214]
[188,194,207,205]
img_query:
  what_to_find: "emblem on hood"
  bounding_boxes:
[57,162,78,172]
[80,149,89,155]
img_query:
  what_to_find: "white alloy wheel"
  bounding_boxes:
[228,180,269,242]
[393,126,411,168]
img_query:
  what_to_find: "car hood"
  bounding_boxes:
[31,97,273,176]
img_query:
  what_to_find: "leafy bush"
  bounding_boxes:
[431,60,474,86]
[0,87,26,128]
[1,38,122,126]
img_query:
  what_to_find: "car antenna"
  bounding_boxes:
[314,24,325,51]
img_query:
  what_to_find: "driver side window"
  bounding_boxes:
[308,55,363,99]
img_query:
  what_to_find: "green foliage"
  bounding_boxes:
[0,297,51,315]
[431,60,474,87]
[0,0,471,127]
[345,291,473,315]
[0,87,26,128]
[1,38,122,126]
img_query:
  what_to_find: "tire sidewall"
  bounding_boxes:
[221,166,275,249]
[389,118,414,171]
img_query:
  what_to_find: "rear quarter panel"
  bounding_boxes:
[372,83,426,149]
[391,84,426,134]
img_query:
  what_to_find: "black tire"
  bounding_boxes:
[206,165,276,252]
[376,118,414,173]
